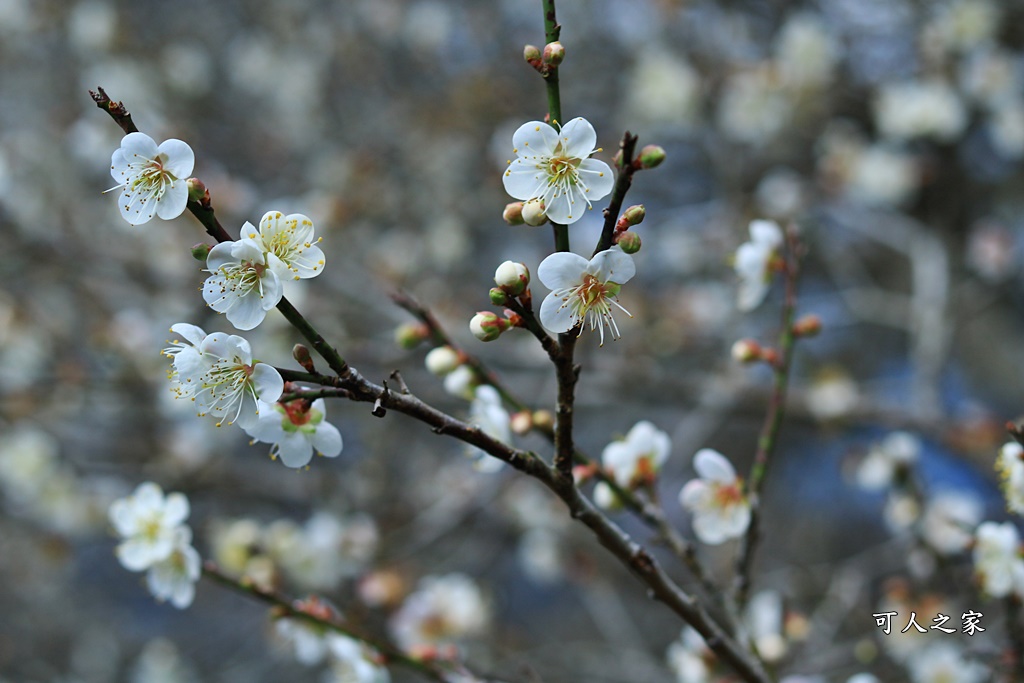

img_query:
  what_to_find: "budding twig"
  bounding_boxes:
[593,131,640,256]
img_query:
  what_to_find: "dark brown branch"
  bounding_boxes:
[593,131,640,256]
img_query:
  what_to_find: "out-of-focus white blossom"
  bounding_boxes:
[873,80,967,143]
[425,346,461,377]
[389,573,489,651]
[276,618,336,666]
[679,449,751,545]
[717,67,792,145]
[443,364,476,400]
[774,13,838,89]
[624,48,702,126]
[735,219,783,312]
[108,482,190,572]
[501,117,614,225]
[129,638,198,683]
[930,0,1001,54]
[908,642,988,683]
[959,48,1020,109]
[466,385,511,472]
[973,521,1024,598]
[989,100,1024,159]
[537,248,635,343]
[666,628,713,683]
[847,145,919,207]
[324,634,390,683]
[805,368,860,421]
[145,526,201,609]
[108,132,194,225]
[966,220,1017,282]
[755,168,806,219]
[921,491,982,554]
[745,591,787,662]
[856,432,921,491]
[601,420,671,488]
[245,397,343,469]
[996,441,1024,513]
[268,512,378,592]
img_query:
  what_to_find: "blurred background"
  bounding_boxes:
[3,0,1024,680]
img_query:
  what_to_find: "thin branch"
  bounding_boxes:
[592,131,639,256]
[734,228,802,610]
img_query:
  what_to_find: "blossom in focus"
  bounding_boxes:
[108,132,194,225]
[389,573,489,651]
[601,420,671,489]
[108,482,190,571]
[502,117,614,225]
[164,328,283,429]
[466,385,511,472]
[997,441,1024,513]
[537,247,635,343]
[243,211,326,280]
[145,525,201,609]
[203,238,289,331]
[973,521,1024,598]
[245,397,343,468]
[855,431,921,491]
[735,219,784,312]
[679,449,751,545]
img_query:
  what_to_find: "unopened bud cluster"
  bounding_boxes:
[613,204,645,254]
[524,42,565,75]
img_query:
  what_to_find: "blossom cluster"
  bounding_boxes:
[108,482,200,609]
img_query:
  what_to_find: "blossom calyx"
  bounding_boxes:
[489,287,509,305]
[470,312,510,342]
[521,199,548,226]
[615,231,641,254]
[542,41,565,66]
[637,144,666,169]
[494,261,530,296]
[503,201,525,226]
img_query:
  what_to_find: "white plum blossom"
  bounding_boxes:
[443,364,476,400]
[973,521,1024,598]
[324,635,390,683]
[745,590,787,662]
[873,80,967,143]
[389,573,489,651]
[735,219,784,312]
[774,13,838,89]
[921,491,982,555]
[245,397,343,468]
[717,67,792,145]
[601,420,671,489]
[109,132,194,225]
[847,145,919,207]
[163,327,283,429]
[145,525,201,609]
[275,618,335,666]
[537,247,635,343]
[997,441,1024,513]
[108,482,190,571]
[666,628,713,683]
[502,117,614,225]
[466,385,511,472]
[203,238,288,331]
[243,210,326,281]
[908,643,988,683]
[856,431,921,491]
[679,449,751,545]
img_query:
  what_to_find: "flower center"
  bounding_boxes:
[547,153,581,186]
[195,359,257,426]
[713,482,744,508]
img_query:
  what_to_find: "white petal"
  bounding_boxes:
[692,512,730,545]
[225,293,267,331]
[539,291,577,333]
[169,323,206,346]
[206,242,239,272]
[545,183,578,224]
[163,493,190,527]
[693,449,737,483]
[749,220,783,248]
[155,181,188,220]
[588,248,636,284]
[118,190,154,225]
[277,432,315,468]
[292,244,325,279]
[259,270,284,311]
[537,252,588,289]
[251,363,284,403]
[285,213,316,245]
[578,158,614,202]
[311,421,343,457]
[120,132,159,160]
[679,479,711,510]
[512,120,559,157]
[110,148,130,180]
[559,117,598,158]
[157,138,195,178]
[232,238,268,264]
[502,158,548,200]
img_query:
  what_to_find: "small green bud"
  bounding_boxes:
[470,311,510,342]
[502,201,525,226]
[615,231,641,254]
[186,177,208,203]
[638,145,666,169]
[191,243,213,261]
[521,198,548,226]
[542,41,565,66]
[394,322,429,349]
[292,344,315,372]
[489,287,509,305]
[621,204,646,227]
[494,261,530,296]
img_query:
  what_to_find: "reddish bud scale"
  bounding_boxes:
[792,314,823,338]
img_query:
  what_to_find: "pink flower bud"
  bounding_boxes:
[542,41,565,66]
[731,339,762,363]
[792,314,823,338]
[469,311,510,342]
[503,201,525,226]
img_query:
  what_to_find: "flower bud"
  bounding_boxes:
[542,41,565,66]
[523,44,541,64]
[521,199,548,226]
[503,201,525,226]
[292,344,315,373]
[190,242,213,261]
[593,482,624,511]
[792,314,823,338]
[394,322,429,349]
[532,409,555,431]
[186,177,208,203]
[731,338,762,363]
[425,345,461,376]
[489,287,509,305]
[494,261,530,296]
[620,204,646,228]
[638,144,666,169]
[510,410,533,435]
[470,311,510,342]
[615,231,641,254]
